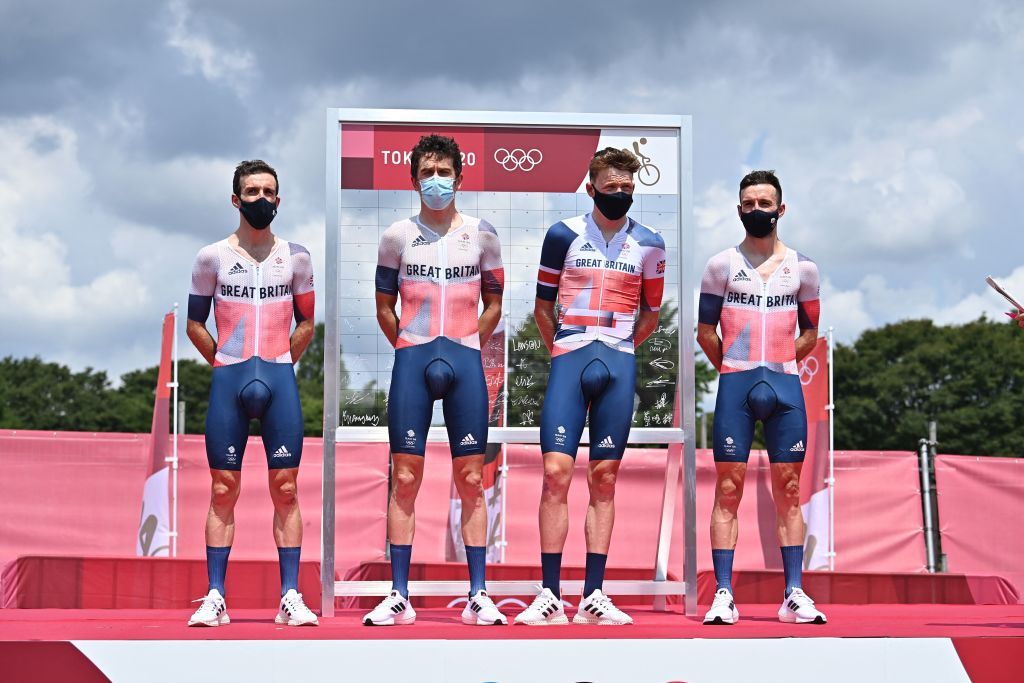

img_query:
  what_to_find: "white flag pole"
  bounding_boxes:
[169,303,180,557]
[826,327,836,571]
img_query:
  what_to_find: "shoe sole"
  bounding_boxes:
[462,615,508,625]
[572,615,632,625]
[187,614,230,627]
[363,615,416,626]
[275,615,319,626]
[514,614,569,626]
[779,613,826,624]
[703,609,739,625]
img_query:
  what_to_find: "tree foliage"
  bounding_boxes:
[834,317,1024,456]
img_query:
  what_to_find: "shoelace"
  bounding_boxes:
[712,591,733,607]
[283,593,309,613]
[528,592,556,611]
[474,594,497,610]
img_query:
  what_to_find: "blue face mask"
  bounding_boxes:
[419,175,456,210]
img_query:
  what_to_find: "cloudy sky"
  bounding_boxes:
[1,0,1022,380]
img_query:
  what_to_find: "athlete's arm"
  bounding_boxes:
[187,319,217,366]
[376,293,400,347]
[290,244,316,362]
[478,221,505,345]
[535,223,574,354]
[697,253,728,372]
[634,310,659,346]
[697,323,723,372]
[187,246,218,366]
[636,233,667,347]
[795,255,821,364]
[479,291,502,345]
[375,226,403,347]
[534,297,557,353]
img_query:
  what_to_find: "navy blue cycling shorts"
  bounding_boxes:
[540,341,636,461]
[713,367,806,464]
[205,357,303,470]
[388,337,489,457]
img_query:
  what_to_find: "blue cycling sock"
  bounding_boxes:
[712,548,735,592]
[583,552,608,599]
[781,545,803,597]
[390,544,412,599]
[541,552,562,599]
[277,546,300,596]
[465,545,487,595]
[206,545,231,596]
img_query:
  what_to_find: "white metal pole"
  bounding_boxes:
[826,327,835,571]
[170,303,180,558]
[499,312,510,563]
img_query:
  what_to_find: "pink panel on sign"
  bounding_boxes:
[340,125,375,158]
[936,455,1024,603]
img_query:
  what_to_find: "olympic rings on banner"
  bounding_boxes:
[798,356,819,386]
[494,147,543,172]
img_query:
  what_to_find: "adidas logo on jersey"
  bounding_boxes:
[272,445,291,458]
[790,440,805,452]
[732,269,751,282]
[580,242,596,252]
[460,433,478,446]
[228,262,247,275]
[411,235,429,247]
[598,435,615,448]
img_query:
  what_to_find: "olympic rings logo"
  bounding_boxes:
[798,356,819,386]
[494,147,543,172]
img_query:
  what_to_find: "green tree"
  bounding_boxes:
[835,317,1024,456]
[0,356,127,431]
[117,360,212,434]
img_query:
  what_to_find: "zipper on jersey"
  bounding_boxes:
[759,277,767,367]
[253,263,261,358]
[438,234,448,338]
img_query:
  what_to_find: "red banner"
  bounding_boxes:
[136,313,173,557]
[798,338,831,569]
[341,124,602,192]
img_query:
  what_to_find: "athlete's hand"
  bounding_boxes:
[1007,309,1024,328]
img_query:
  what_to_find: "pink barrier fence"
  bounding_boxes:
[936,455,1024,603]
[1,430,937,586]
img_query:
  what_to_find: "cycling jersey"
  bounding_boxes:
[698,246,819,375]
[188,238,315,367]
[540,342,636,460]
[375,215,504,350]
[536,214,666,357]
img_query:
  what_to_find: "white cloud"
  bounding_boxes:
[165,0,256,95]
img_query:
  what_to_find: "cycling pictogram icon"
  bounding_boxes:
[626,137,660,186]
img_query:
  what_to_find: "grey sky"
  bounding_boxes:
[1,0,1022,379]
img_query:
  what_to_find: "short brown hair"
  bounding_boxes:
[589,147,642,181]
[233,159,278,197]
[410,134,462,179]
[739,169,782,204]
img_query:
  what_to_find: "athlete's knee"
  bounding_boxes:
[715,475,744,511]
[542,462,572,499]
[775,474,801,509]
[270,477,298,507]
[391,466,421,502]
[455,467,483,492]
[210,477,240,509]
[588,468,618,502]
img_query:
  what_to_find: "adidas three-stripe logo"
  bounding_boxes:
[273,445,291,458]
[228,262,247,275]
[470,602,482,613]
[598,436,615,448]
[460,433,477,446]
[391,602,406,613]
[411,235,429,247]
[787,599,800,612]
[585,604,605,617]
[580,242,596,252]
[790,441,805,452]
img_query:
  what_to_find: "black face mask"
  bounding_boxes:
[592,187,634,221]
[238,197,277,230]
[740,209,779,238]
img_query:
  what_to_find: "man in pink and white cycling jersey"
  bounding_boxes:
[185,160,318,627]
[698,169,826,626]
